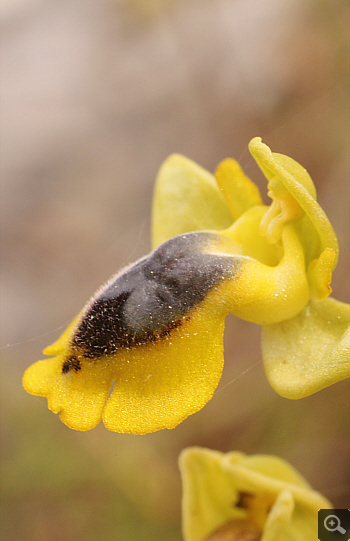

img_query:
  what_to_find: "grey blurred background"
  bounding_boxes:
[1,1,349,540]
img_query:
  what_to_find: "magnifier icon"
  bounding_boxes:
[324,514,346,534]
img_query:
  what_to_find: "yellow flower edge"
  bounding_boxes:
[179,447,332,541]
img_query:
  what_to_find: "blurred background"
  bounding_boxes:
[1,0,349,539]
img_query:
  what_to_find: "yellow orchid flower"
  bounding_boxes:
[23,138,350,434]
[179,447,331,541]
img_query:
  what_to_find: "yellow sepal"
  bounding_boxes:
[261,297,350,399]
[152,154,233,248]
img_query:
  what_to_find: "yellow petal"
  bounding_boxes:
[261,486,327,541]
[223,454,328,511]
[261,490,294,541]
[152,154,233,248]
[215,158,262,220]
[227,454,310,488]
[261,296,350,399]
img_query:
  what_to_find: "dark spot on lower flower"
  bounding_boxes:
[236,492,254,509]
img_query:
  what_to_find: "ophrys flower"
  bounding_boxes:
[23,138,350,433]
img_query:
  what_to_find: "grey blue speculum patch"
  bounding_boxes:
[70,232,238,359]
